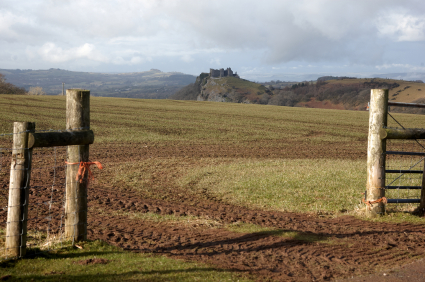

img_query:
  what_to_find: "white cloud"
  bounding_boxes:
[0,0,424,76]
[129,57,141,64]
[0,11,34,42]
[209,58,221,66]
[375,63,425,71]
[181,54,194,63]
[33,42,108,63]
[377,12,425,41]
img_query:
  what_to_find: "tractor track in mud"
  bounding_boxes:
[2,142,425,281]
[85,187,425,282]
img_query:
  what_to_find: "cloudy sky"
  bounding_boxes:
[1,0,425,81]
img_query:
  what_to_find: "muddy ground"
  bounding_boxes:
[1,140,425,281]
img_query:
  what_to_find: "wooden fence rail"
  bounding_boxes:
[5,89,93,257]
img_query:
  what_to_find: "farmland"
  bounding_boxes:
[1,95,425,281]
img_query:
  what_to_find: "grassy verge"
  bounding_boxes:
[0,240,253,282]
[0,228,74,262]
[179,158,366,213]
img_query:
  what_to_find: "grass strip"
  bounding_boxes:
[0,240,253,282]
[180,159,366,213]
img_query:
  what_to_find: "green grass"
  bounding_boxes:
[0,240,252,282]
[179,159,366,213]
[0,228,74,261]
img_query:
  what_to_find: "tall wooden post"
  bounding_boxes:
[366,89,388,217]
[6,122,35,257]
[65,89,90,242]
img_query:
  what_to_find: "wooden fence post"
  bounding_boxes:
[366,89,388,217]
[5,122,35,257]
[65,89,90,242]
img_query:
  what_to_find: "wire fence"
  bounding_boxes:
[385,111,425,210]
[0,129,86,261]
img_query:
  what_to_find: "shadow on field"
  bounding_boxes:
[1,267,243,282]
[28,250,122,260]
[0,250,122,269]
[140,229,330,256]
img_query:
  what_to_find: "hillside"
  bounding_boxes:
[0,68,196,98]
[172,73,425,113]
[305,78,425,112]
[318,77,424,103]
[170,73,272,103]
[274,78,401,110]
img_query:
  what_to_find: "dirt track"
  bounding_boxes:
[2,141,425,281]
[84,186,425,282]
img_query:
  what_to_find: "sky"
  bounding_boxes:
[1,0,425,81]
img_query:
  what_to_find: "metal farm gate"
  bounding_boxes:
[365,89,425,217]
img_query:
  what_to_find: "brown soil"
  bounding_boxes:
[91,140,368,161]
[2,142,425,282]
[75,258,109,265]
[86,188,425,282]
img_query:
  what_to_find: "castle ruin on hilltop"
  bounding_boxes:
[209,67,240,78]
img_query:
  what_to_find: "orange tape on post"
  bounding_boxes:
[66,161,103,184]
[362,195,387,210]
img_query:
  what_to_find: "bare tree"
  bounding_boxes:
[28,86,46,95]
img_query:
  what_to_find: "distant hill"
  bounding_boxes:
[170,73,272,103]
[0,68,196,98]
[171,73,425,113]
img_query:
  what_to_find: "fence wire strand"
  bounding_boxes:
[0,129,86,261]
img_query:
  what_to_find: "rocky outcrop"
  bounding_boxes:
[170,72,270,104]
[197,77,251,103]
